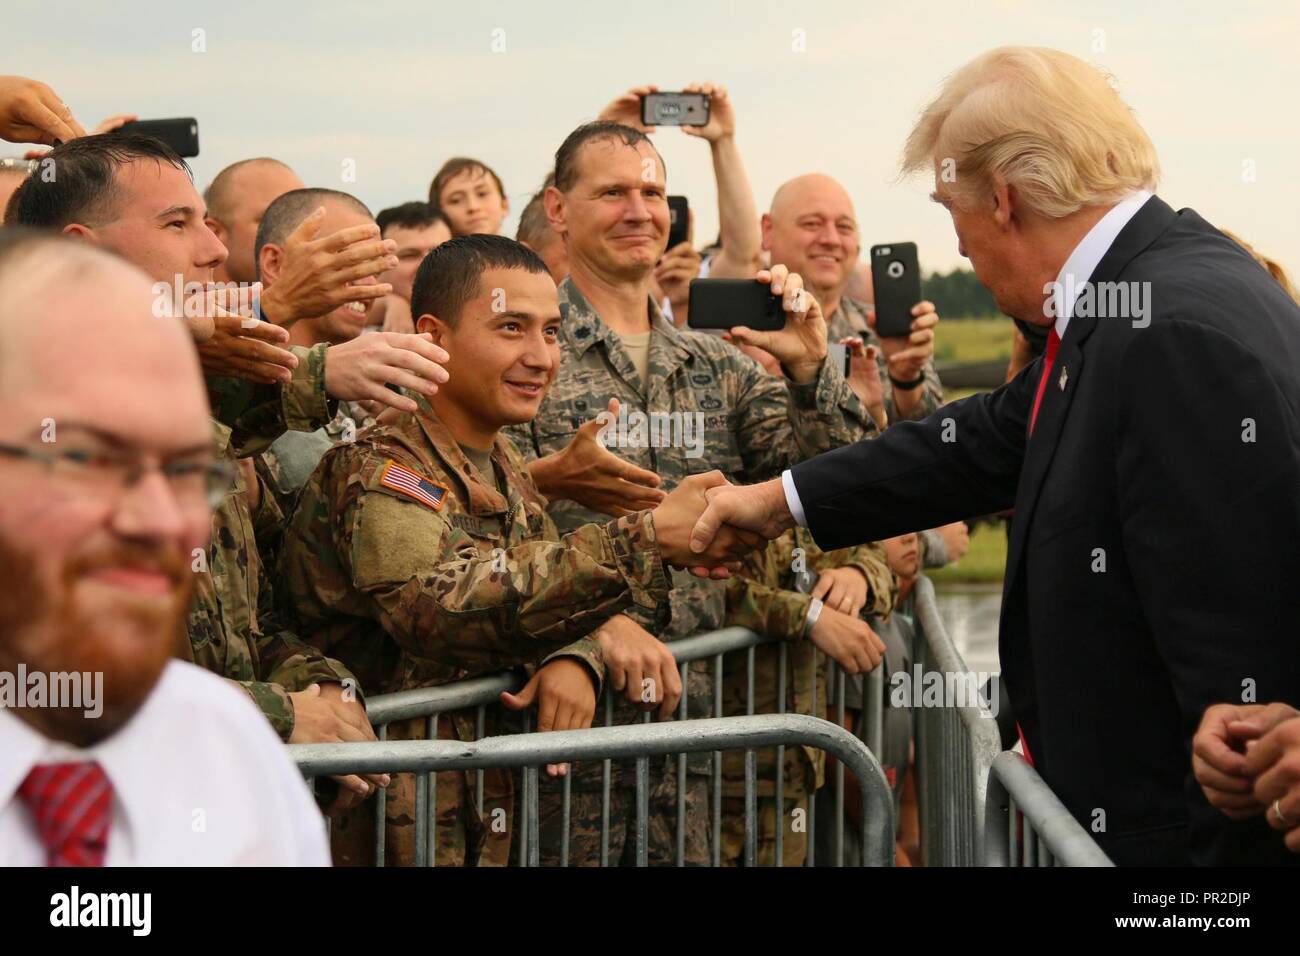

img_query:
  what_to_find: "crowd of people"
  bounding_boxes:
[0,45,1297,869]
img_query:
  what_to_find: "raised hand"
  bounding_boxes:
[597,84,659,134]
[259,209,398,326]
[0,75,85,145]
[723,265,828,383]
[193,283,298,384]
[323,331,450,412]
[527,398,665,517]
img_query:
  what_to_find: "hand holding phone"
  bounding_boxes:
[641,92,710,127]
[869,243,921,338]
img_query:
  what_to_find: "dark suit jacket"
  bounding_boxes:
[792,197,1300,865]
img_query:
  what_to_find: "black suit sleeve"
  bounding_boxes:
[790,356,1039,551]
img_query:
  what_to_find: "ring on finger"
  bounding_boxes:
[1272,798,1294,827]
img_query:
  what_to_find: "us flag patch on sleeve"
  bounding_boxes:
[379,459,447,511]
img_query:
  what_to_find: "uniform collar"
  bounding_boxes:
[409,394,517,518]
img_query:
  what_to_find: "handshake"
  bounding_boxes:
[650,473,798,578]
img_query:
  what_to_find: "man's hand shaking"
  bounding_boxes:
[651,471,764,579]
[688,476,797,557]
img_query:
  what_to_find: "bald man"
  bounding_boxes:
[204,157,304,284]
[763,173,944,423]
[0,231,328,865]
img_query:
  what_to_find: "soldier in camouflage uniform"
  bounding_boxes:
[508,123,877,865]
[718,527,893,866]
[277,236,750,865]
[763,173,944,424]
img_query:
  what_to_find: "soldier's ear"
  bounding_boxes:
[416,313,446,341]
[259,243,283,285]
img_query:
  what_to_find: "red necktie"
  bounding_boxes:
[18,762,114,866]
[1028,328,1061,436]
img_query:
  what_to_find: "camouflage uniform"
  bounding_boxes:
[825,297,944,422]
[255,400,377,570]
[507,278,876,865]
[187,344,359,739]
[277,396,672,866]
[717,528,894,865]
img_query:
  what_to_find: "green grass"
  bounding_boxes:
[933,317,1014,365]
[926,521,1008,584]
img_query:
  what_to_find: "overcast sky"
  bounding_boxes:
[6,0,1297,277]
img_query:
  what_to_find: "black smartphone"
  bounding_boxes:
[870,242,921,338]
[687,279,784,332]
[118,118,200,157]
[667,195,689,248]
[641,92,710,127]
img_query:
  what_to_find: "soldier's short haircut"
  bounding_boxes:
[515,172,556,247]
[411,234,549,327]
[376,201,445,237]
[253,188,374,274]
[203,157,296,223]
[552,121,665,193]
[10,132,190,230]
[427,157,505,212]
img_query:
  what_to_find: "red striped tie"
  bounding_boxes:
[18,762,114,866]
[1028,329,1061,436]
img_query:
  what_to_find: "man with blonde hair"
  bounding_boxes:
[691,46,1300,866]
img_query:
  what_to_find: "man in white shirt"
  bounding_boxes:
[0,231,328,865]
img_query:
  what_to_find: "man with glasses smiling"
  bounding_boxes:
[0,232,329,865]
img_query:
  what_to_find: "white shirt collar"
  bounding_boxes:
[0,665,181,856]
[1050,190,1153,338]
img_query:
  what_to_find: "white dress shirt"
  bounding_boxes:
[0,660,330,866]
[781,190,1154,527]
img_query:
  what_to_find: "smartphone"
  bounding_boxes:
[641,92,710,127]
[687,279,784,332]
[828,342,851,378]
[667,195,689,248]
[870,243,921,338]
[118,118,200,157]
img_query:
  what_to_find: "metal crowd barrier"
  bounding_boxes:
[327,573,1107,867]
[348,626,888,867]
[911,575,1004,866]
[983,751,1114,866]
[293,714,895,866]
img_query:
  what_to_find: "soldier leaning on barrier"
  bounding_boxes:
[719,528,892,866]
[10,132,451,813]
[277,235,756,866]
[505,121,877,865]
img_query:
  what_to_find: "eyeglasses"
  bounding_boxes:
[0,442,235,510]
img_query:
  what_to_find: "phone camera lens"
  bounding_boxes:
[887,261,905,279]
